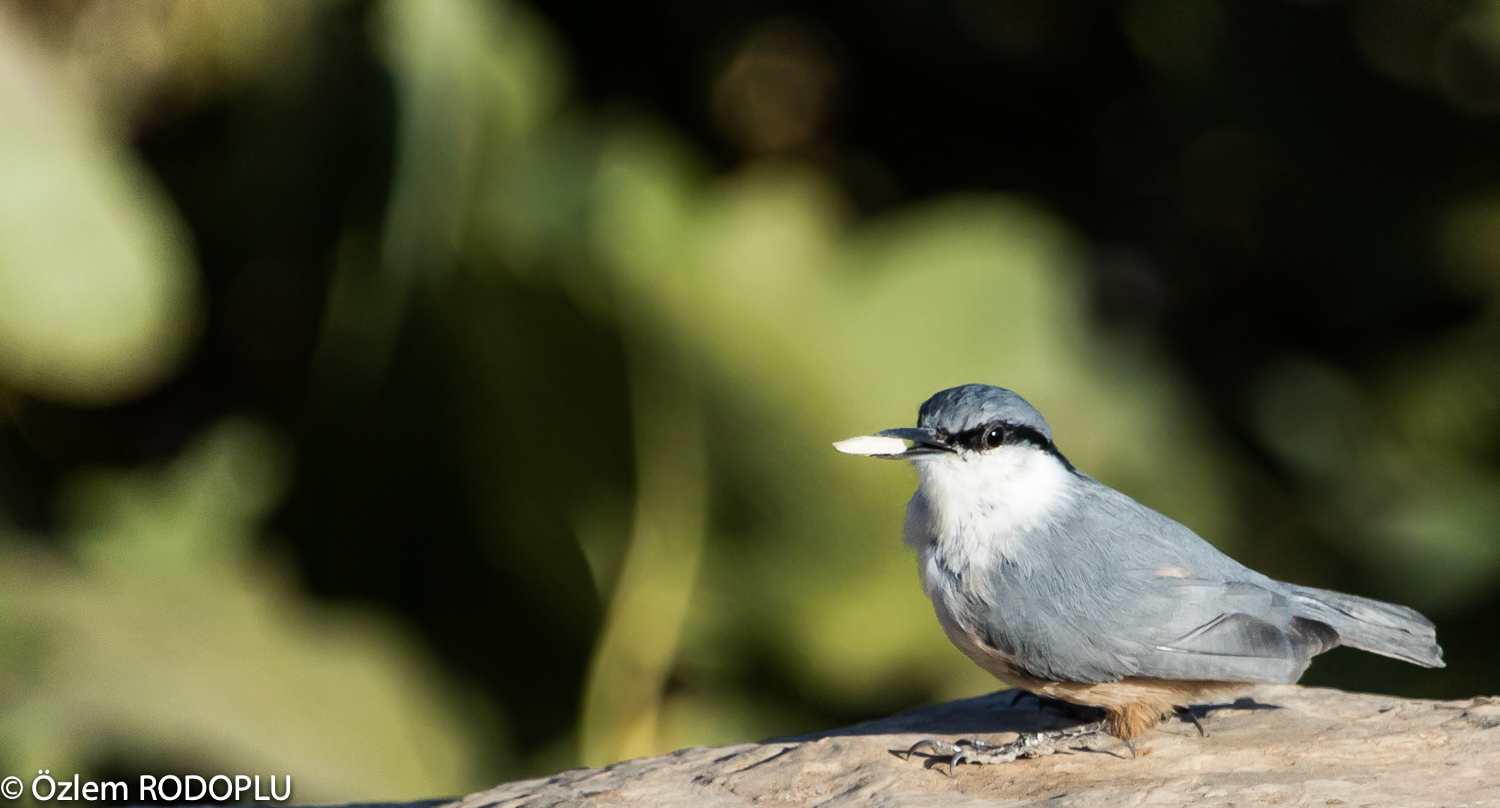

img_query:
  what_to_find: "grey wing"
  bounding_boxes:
[1114,573,1441,680]
[1123,576,1340,683]
[978,568,1339,685]
[975,482,1341,685]
[971,479,1440,685]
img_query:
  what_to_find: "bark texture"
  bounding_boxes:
[450,685,1500,807]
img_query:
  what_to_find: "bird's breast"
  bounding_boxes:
[911,446,1078,579]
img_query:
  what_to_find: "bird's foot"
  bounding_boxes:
[902,720,1112,775]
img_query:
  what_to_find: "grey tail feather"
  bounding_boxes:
[1283,584,1445,669]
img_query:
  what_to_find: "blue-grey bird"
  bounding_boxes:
[835,384,1443,762]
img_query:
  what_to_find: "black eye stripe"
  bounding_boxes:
[945,422,1076,472]
[947,422,1044,450]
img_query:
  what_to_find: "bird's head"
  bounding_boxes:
[834,384,1064,466]
[836,384,1078,541]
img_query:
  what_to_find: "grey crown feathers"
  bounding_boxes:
[920,384,1054,440]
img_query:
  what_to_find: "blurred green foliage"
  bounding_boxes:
[0,0,1497,799]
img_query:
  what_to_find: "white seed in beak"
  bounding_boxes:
[832,435,910,456]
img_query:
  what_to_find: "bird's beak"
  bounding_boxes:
[832,427,954,459]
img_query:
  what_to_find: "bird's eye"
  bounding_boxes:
[983,425,1006,449]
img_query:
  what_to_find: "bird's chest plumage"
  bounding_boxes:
[905,447,1078,650]
[907,447,1075,578]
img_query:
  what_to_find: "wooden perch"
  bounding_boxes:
[447,685,1500,807]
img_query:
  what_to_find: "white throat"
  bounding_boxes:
[911,445,1076,575]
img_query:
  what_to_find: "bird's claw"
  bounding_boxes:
[900,739,947,760]
[904,738,1024,775]
[1175,705,1209,737]
[903,721,1112,774]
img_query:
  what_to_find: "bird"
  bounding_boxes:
[834,383,1444,768]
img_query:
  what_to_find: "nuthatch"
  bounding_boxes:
[836,384,1443,767]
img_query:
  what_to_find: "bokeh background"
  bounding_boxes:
[2,0,1500,800]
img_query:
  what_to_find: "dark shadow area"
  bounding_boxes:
[823,691,1288,773]
[785,690,1283,741]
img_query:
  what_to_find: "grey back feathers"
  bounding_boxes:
[905,384,1443,688]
